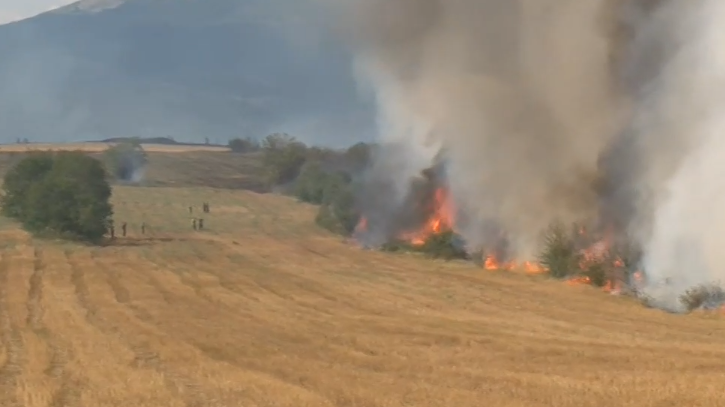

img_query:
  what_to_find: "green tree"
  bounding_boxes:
[315,180,359,236]
[344,142,373,173]
[1,151,113,243]
[293,161,329,204]
[103,139,148,182]
[261,133,308,186]
[0,152,54,220]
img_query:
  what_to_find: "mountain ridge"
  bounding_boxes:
[0,0,373,147]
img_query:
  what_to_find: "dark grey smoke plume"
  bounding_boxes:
[334,0,725,311]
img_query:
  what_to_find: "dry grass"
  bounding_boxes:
[0,143,230,153]
[0,184,721,406]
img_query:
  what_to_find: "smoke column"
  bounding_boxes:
[341,0,624,256]
[616,0,725,312]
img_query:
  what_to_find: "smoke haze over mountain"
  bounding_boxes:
[0,0,373,146]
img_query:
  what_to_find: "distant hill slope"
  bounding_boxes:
[0,148,265,190]
[0,0,373,146]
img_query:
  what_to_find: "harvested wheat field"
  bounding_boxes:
[0,185,723,407]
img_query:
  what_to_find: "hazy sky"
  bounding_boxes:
[0,0,74,24]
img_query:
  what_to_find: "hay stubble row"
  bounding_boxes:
[0,186,722,406]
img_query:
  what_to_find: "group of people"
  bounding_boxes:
[190,202,210,230]
[108,220,145,239]
[107,202,211,239]
[188,202,211,214]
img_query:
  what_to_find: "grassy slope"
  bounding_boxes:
[0,148,722,406]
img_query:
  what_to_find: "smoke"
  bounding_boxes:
[343,0,623,257]
[339,0,725,311]
[619,0,725,312]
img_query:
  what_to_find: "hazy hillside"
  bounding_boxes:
[0,0,374,146]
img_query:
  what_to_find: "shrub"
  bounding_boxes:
[580,259,609,287]
[380,240,412,252]
[418,230,468,260]
[293,161,329,204]
[228,137,260,153]
[103,139,147,182]
[315,184,359,236]
[539,221,580,279]
[1,151,113,243]
[679,283,725,312]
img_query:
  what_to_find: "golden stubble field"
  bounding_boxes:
[0,183,723,406]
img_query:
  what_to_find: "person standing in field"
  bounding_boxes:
[198,218,204,230]
[121,222,127,237]
[191,218,197,230]
[140,222,146,235]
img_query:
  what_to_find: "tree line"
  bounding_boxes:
[235,133,372,236]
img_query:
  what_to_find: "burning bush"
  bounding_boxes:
[580,259,609,288]
[418,230,468,260]
[679,283,725,312]
[378,231,467,260]
[538,221,580,279]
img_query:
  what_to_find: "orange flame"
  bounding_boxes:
[484,255,546,274]
[398,188,455,246]
[566,276,591,286]
[354,217,368,234]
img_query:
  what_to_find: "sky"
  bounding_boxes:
[0,0,74,24]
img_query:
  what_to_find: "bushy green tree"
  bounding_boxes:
[315,182,359,236]
[261,133,308,186]
[1,151,113,243]
[418,230,469,260]
[1,152,54,220]
[344,142,373,173]
[103,139,147,182]
[293,161,329,204]
[539,221,580,279]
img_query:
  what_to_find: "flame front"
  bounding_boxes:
[484,255,546,274]
[354,190,639,293]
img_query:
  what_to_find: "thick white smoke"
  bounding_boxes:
[334,0,725,310]
[629,0,725,311]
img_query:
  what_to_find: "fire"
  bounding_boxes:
[355,188,641,293]
[567,276,591,286]
[398,188,455,246]
[354,216,368,234]
[484,255,547,274]
[484,255,515,271]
